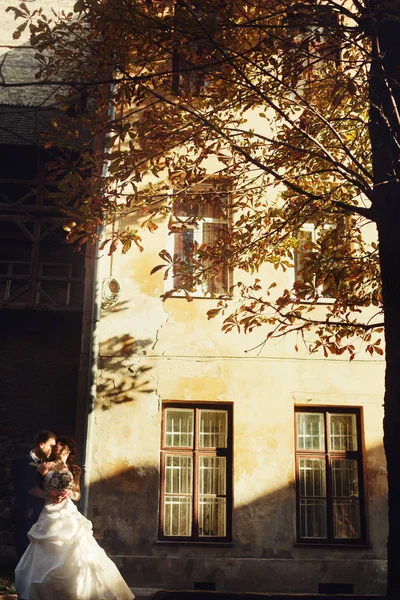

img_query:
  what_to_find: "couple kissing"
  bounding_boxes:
[11,430,134,600]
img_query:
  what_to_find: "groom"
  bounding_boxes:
[11,429,63,559]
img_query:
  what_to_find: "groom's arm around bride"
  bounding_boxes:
[11,429,62,559]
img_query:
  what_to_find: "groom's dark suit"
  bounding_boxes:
[11,453,45,559]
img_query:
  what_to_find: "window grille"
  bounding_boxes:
[295,407,366,544]
[160,402,233,542]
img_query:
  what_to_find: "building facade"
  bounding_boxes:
[81,211,387,594]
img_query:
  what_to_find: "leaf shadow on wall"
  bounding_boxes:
[97,334,155,410]
[101,300,129,314]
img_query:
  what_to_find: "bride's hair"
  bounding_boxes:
[57,435,77,466]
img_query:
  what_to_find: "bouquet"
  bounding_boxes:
[48,471,74,492]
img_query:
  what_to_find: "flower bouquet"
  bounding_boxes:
[48,471,74,492]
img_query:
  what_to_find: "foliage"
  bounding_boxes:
[4,0,390,360]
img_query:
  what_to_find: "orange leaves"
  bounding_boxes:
[150,249,172,279]
[7,0,386,362]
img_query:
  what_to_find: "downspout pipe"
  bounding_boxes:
[80,84,117,516]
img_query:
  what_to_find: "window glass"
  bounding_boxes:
[165,408,194,447]
[164,496,193,537]
[198,456,226,537]
[199,410,228,448]
[297,413,324,450]
[165,455,193,495]
[169,184,230,295]
[331,458,359,497]
[199,497,227,537]
[330,414,357,451]
[295,408,364,544]
[333,499,361,539]
[161,403,232,542]
[199,456,226,495]
[299,458,326,497]
[299,498,327,539]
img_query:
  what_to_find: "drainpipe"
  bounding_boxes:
[80,84,117,516]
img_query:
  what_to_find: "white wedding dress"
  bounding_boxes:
[15,469,134,600]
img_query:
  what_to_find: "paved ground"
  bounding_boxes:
[0,589,386,600]
[151,593,385,600]
[0,588,159,599]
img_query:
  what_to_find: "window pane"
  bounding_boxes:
[297,413,324,450]
[299,458,326,497]
[172,229,199,290]
[173,197,199,218]
[199,196,228,219]
[199,410,228,448]
[333,499,361,539]
[203,223,229,294]
[294,228,314,284]
[199,457,226,495]
[198,456,227,537]
[164,496,192,536]
[199,497,226,537]
[165,409,194,447]
[331,459,359,498]
[165,455,193,494]
[203,222,229,243]
[299,499,327,539]
[330,414,358,451]
[174,229,195,256]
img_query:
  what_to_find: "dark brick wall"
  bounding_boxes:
[0,309,83,569]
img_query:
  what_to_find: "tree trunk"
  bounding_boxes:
[368,2,400,597]
[377,203,400,598]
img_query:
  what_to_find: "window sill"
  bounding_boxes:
[291,296,335,305]
[295,542,371,549]
[164,292,231,301]
[156,540,234,547]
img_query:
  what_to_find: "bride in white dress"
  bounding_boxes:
[15,436,134,600]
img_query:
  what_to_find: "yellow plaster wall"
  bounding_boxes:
[87,207,387,593]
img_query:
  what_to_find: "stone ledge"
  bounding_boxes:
[152,592,384,600]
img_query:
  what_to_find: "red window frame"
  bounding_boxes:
[159,401,233,543]
[295,406,367,545]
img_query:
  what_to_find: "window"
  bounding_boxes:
[171,1,231,96]
[168,183,231,295]
[294,223,333,299]
[293,221,349,300]
[295,407,366,544]
[283,4,340,94]
[159,402,233,542]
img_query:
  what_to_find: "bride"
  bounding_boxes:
[15,436,134,600]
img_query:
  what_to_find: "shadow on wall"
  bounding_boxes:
[96,334,155,411]
[88,464,160,556]
[85,442,388,594]
[101,300,129,314]
[3,441,388,593]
